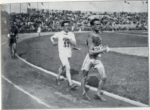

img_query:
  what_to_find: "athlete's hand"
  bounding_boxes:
[72,46,81,50]
[53,42,58,46]
[101,45,109,53]
[106,46,110,52]
[104,45,110,52]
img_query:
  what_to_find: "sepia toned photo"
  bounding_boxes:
[1,0,149,109]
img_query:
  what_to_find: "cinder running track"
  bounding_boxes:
[1,32,148,109]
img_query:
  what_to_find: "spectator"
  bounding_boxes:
[1,9,148,33]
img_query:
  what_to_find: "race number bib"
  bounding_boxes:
[93,45,101,50]
[64,40,70,48]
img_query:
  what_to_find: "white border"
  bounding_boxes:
[1,0,147,4]
[1,0,149,109]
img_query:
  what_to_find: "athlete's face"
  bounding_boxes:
[63,23,70,32]
[92,21,101,31]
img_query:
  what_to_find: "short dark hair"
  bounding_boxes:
[61,20,70,27]
[90,18,100,26]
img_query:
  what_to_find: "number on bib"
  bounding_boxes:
[64,41,70,47]
[93,46,101,50]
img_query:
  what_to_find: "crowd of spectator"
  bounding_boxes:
[1,9,148,33]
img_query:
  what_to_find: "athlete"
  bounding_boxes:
[81,18,109,101]
[37,25,41,37]
[50,20,78,90]
[7,24,18,59]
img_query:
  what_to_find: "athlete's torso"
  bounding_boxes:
[9,27,18,39]
[56,31,75,57]
[86,32,102,59]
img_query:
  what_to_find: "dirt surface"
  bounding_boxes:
[2,79,48,109]
[2,44,135,109]
[15,32,148,104]
[1,33,138,109]
[2,31,149,108]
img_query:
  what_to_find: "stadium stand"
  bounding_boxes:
[1,9,148,33]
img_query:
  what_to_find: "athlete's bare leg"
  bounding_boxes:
[95,66,107,101]
[10,44,13,58]
[13,43,17,58]
[56,65,65,85]
[81,70,90,100]
[65,58,77,90]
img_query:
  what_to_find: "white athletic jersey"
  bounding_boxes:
[37,27,41,32]
[51,31,76,57]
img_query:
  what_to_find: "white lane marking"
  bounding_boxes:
[16,55,148,107]
[113,32,148,37]
[2,34,148,107]
[2,75,52,108]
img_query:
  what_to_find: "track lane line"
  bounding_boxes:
[16,54,148,107]
[113,32,148,37]
[1,36,149,107]
[2,75,53,108]
[1,42,53,108]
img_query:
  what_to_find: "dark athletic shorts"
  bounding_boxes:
[9,38,17,46]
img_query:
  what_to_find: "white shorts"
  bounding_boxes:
[59,53,71,69]
[37,30,41,33]
[81,54,104,71]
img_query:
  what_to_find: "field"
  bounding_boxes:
[17,31,149,104]
[115,30,148,35]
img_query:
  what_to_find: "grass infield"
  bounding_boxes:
[114,30,148,35]
[17,32,149,104]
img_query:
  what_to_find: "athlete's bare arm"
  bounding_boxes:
[7,34,10,38]
[68,39,76,46]
[16,33,18,39]
[50,36,58,46]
